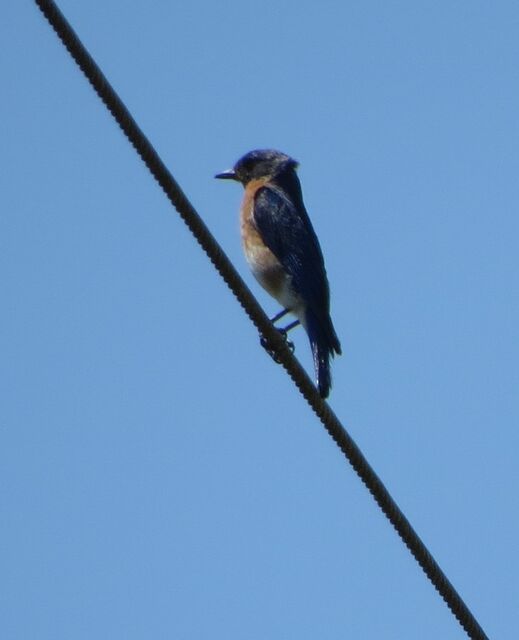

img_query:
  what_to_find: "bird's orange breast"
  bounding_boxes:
[240,179,287,300]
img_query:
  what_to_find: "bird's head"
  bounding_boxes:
[215,149,298,185]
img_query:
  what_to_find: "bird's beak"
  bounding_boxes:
[215,169,237,180]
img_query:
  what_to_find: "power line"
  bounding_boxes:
[33,2,488,638]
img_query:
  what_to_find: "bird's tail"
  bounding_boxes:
[305,309,342,399]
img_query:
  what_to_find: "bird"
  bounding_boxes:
[215,149,341,398]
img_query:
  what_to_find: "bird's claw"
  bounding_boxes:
[277,328,296,355]
[260,329,295,363]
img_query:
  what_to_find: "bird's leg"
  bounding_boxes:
[281,319,300,334]
[270,308,290,324]
[260,312,300,363]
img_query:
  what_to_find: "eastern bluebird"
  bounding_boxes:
[216,149,341,398]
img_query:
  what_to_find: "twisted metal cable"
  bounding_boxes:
[34,2,488,638]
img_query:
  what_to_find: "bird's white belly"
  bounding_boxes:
[246,245,305,321]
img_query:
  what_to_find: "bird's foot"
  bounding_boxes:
[260,328,295,363]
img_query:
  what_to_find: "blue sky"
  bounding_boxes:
[2,2,518,638]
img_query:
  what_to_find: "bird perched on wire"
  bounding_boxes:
[216,149,341,398]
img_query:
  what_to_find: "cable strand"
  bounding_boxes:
[33,2,488,638]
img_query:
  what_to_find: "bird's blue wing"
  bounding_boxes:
[253,184,330,312]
